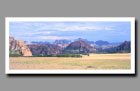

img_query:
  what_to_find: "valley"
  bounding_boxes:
[9,37,131,70]
[10,53,130,70]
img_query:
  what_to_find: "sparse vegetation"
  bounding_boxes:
[56,54,82,57]
[25,54,82,57]
[10,53,130,70]
[9,54,22,57]
[9,50,22,57]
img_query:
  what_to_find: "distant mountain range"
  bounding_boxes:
[31,41,50,45]
[9,37,131,56]
[25,38,121,46]
[75,38,94,44]
[54,39,71,44]
[95,40,109,46]
[63,40,97,54]
[102,41,131,53]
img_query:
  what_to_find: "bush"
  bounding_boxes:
[56,54,82,57]
[9,53,22,57]
[31,55,54,57]
[11,54,82,58]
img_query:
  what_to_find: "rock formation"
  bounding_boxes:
[27,44,62,56]
[63,40,97,54]
[9,37,32,56]
[102,41,131,53]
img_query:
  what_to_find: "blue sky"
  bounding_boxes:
[9,21,131,43]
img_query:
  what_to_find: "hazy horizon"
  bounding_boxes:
[9,21,131,43]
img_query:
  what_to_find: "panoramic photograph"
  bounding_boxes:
[6,17,135,74]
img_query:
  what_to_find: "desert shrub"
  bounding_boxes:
[24,54,82,57]
[31,55,54,57]
[56,54,82,57]
[9,53,22,57]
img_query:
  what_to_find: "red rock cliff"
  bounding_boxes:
[9,37,32,56]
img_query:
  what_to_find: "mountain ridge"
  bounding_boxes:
[9,37,131,56]
[63,40,97,54]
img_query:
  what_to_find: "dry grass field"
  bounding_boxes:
[9,53,131,70]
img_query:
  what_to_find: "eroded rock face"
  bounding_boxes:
[27,44,62,56]
[9,37,32,56]
[102,41,131,53]
[63,40,97,54]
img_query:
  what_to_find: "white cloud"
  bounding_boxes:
[21,31,52,36]
[35,26,49,31]
[52,26,101,31]
[105,27,114,31]
[37,31,52,34]
[39,36,70,40]
[33,22,103,32]
[32,22,116,32]
[10,25,29,30]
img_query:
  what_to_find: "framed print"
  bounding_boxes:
[5,17,135,74]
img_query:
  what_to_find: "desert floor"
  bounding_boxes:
[10,53,130,70]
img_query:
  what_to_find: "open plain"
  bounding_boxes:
[10,53,130,70]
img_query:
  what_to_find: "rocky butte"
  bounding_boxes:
[9,37,32,56]
[27,44,62,56]
[63,40,97,54]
